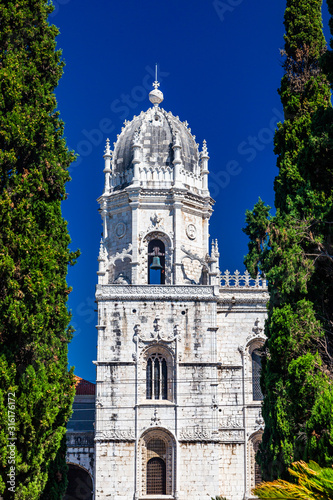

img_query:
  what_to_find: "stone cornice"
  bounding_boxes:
[178,362,220,367]
[95,429,135,442]
[93,361,135,366]
[98,187,214,209]
[178,427,246,443]
[217,288,269,309]
[95,284,218,301]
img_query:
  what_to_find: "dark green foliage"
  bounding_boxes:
[243,0,333,480]
[40,435,68,500]
[0,1,78,497]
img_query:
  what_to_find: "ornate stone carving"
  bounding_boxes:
[109,243,132,267]
[246,317,266,344]
[181,245,209,271]
[139,220,168,238]
[133,319,180,345]
[95,429,135,441]
[253,317,263,336]
[219,415,243,429]
[211,395,218,410]
[115,221,126,238]
[179,426,220,442]
[96,285,216,301]
[254,410,265,432]
[113,272,131,284]
[186,223,197,240]
[150,212,162,226]
[150,409,161,426]
[219,429,244,442]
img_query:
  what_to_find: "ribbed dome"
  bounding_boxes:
[112,106,200,176]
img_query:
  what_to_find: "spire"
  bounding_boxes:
[200,140,209,193]
[149,63,164,106]
[103,138,112,195]
[153,63,160,89]
[104,137,111,158]
[200,139,209,160]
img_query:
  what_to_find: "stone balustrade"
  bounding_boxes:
[219,270,267,289]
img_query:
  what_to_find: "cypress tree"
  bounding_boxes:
[0,1,78,498]
[243,0,333,480]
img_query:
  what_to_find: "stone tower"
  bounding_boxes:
[94,80,268,500]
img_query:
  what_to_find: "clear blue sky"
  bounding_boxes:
[52,0,331,383]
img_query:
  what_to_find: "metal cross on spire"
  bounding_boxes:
[152,63,160,89]
[149,63,164,105]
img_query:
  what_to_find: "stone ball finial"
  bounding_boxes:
[149,88,164,106]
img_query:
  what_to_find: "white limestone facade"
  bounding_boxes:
[93,83,268,500]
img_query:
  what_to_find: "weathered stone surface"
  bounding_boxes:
[78,95,268,499]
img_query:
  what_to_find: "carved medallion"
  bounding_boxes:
[186,223,197,240]
[115,222,126,238]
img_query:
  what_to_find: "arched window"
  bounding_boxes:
[248,434,263,491]
[148,239,165,284]
[147,438,167,495]
[146,354,168,400]
[140,430,175,497]
[252,349,263,400]
[147,457,166,495]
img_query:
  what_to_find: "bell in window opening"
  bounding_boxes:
[148,239,165,284]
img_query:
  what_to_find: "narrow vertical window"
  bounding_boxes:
[146,358,152,399]
[146,353,169,401]
[162,358,167,400]
[154,358,160,399]
[252,349,263,400]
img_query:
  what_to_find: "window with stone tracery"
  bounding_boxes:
[252,349,263,401]
[146,353,168,400]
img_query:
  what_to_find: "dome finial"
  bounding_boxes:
[153,63,160,90]
[149,63,164,106]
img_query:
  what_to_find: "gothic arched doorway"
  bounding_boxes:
[64,464,93,500]
[139,428,176,497]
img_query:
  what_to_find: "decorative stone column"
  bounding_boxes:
[209,239,220,285]
[103,138,112,194]
[200,139,209,195]
[172,132,183,189]
[132,129,141,187]
[172,196,183,284]
[129,192,140,284]
[97,239,107,285]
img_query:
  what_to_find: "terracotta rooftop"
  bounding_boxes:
[74,375,96,396]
